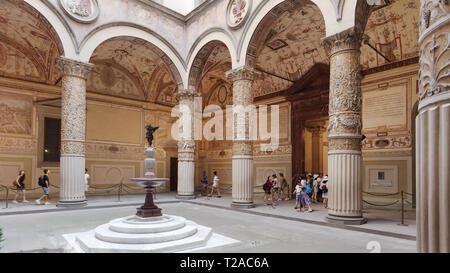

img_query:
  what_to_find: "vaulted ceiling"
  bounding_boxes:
[88,36,179,106]
[0,0,63,84]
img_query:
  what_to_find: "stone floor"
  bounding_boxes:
[0,192,416,253]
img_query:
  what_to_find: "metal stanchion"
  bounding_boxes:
[5,187,9,209]
[118,181,122,202]
[398,190,408,226]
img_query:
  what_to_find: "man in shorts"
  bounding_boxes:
[36,169,51,205]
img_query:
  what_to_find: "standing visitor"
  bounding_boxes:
[209,171,221,198]
[36,169,51,205]
[271,174,279,202]
[320,176,329,208]
[263,176,272,206]
[300,184,313,212]
[12,170,28,203]
[85,168,90,197]
[279,173,289,200]
[201,171,208,197]
[293,180,302,210]
[312,174,321,203]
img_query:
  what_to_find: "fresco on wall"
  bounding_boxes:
[360,0,419,69]
[0,92,32,135]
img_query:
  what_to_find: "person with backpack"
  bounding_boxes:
[301,180,313,213]
[36,169,51,205]
[271,174,280,202]
[263,176,272,206]
[320,176,329,209]
[201,171,208,197]
[12,170,29,204]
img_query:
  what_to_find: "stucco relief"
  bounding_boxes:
[227,0,252,29]
[233,140,253,155]
[362,135,411,149]
[59,0,99,23]
[0,92,33,135]
[0,135,37,154]
[86,142,145,160]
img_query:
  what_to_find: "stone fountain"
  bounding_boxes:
[62,125,239,253]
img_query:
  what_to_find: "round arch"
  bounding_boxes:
[237,0,366,66]
[186,33,235,91]
[78,24,186,88]
[24,0,77,59]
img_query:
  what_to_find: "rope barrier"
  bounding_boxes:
[405,200,416,206]
[363,191,400,196]
[362,200,400,206]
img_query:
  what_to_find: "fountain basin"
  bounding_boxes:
[130,178,169,188]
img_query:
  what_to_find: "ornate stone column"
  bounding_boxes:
[322,28,366,225]
[226,66,257,208]
[56,57,93,207]
[176,89,198,199]
[416,0,450,253]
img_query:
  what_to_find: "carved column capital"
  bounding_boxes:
[175,88,201,101]
[418,0,450,102]
[321,27,363,56]
[56,57,94,80]
[226,66,259,82]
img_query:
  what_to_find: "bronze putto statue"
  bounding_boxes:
[145,124,159,147]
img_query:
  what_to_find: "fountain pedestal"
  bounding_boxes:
[132,178,166,217]
[132,146,168,218]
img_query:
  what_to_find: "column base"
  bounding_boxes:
[176,194,196,200]
[57,200,87,208]
[326,214,367,225]
[231,201,255,209]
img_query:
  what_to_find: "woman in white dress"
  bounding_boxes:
[85,168,90,195]
[209,171,221,198]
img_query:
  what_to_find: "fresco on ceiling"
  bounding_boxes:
[89,37,178,104]
[0,92,33,135]
[0,0,63,84]
[87,62,144,100]
[0,41,41,81]
[156,73,178,106]
[249,1,327,98]
[360,0,419,69]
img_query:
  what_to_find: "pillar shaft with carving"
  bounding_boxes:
[322,28,366,225]
[416,0,450,253]
[56,57,93,207]
[226,66,257,208]
[176,89,198,199]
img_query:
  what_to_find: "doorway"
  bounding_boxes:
[170,157,178,192]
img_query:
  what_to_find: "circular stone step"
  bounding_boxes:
[94,222,198,244]
[109,215,186,234]
[120,215,175,225]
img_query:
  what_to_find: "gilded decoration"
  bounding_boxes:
[419,0,450,101]
[329,137,362,151]
[58,0,100,24]
[233,141,253,156]
[324,28,363,151]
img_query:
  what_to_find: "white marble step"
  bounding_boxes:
[76,223,213,253]
[109,216,186,234]
[94,221,198,244]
